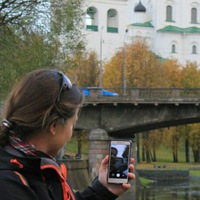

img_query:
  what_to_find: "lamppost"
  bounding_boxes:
[99,26,104,88]
[123,29,128,96]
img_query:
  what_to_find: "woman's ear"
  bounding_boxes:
[49,121,57,136]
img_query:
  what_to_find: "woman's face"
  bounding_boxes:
[49,109,79,157]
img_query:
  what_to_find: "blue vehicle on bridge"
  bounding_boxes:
[82,87,119,97]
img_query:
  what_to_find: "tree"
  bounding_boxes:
[181,62,200,88]
[0,0,85,98]
[140,129,164,163]
[103,40,166,91]
[103,51,123,89]
[63,51,99,87]
[182,125,191,163]
[141,132,151,163]
[148,130,163,162]
[161,59,183,87]
[125,41,163,88]
[179,62,200,162]
[189,124,200,163]
[171,128,180,163]
[0,0,46,27]
[0,28,59,99]
[51,0,85,59]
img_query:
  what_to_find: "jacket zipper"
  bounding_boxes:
[10,159,23,168]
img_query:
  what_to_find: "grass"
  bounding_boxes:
[65,136,89,158]
[139,177,155,188]
[137,144,200,170]
[145,145,188,163]
[190,170,200,177]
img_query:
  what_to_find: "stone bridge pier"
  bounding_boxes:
[88,128,136,199]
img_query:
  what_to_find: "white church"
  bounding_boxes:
[82,0,200,66]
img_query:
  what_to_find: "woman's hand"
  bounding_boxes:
[98,155,135,196]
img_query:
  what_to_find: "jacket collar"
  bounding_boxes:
[0,145,61,173]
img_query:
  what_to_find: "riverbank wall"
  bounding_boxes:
[137,169,189,182]
[62,159,92,191]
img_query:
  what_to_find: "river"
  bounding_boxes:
[118,179,200,200]
[137,179,200,200]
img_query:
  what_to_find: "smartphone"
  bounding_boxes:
[108,140,132,184]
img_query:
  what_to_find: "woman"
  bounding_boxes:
[0,69,135,200]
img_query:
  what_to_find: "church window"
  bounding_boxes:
[166,5,173,21]
[107,9,118,33]
[192,45,197,54]
[172,44,176,53]
[86,7,98,31]
[191,8,197,23]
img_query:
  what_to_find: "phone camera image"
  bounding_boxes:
[108,140,131,184]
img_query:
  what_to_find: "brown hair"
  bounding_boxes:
[0,69,84,145]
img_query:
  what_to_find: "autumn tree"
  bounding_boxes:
[140,130,164,163]
[103,40,167,92]
[160,59,183,87]
[188,124,200,163]
[172,127,182,162]
[148,130,164,162]
[141,132,151,163]
[181,62,200,88]
[102,51,123,89]
[181,125,191,163]
[179,62,200,163]
[125,41,164,88]
[162,126,188,163]
[63,51,99,87]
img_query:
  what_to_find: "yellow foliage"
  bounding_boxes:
[162,59,183,87]
[103,40,171,89]
[103,51,123,88]
[181,62,200,88]
[64,51,99,87]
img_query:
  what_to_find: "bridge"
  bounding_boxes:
[76,88,200,137]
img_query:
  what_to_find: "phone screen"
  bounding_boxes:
[108,140,131,184]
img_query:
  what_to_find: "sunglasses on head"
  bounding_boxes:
[54,71,72,105]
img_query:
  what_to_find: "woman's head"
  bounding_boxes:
[0,69,84,145]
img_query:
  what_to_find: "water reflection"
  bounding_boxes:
[137,179,200,200]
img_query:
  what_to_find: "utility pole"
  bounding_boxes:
[99,26,104,88]
[123,29,128,96]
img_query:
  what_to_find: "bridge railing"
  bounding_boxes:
[81,88,200,104]
[129,88,200,98]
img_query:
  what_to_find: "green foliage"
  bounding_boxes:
[63,51,99,87]
[51,0,85,57]
[66,132,89,156]
[0,27,59,99]
[0,0,85,99]
[0,0,48,28]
